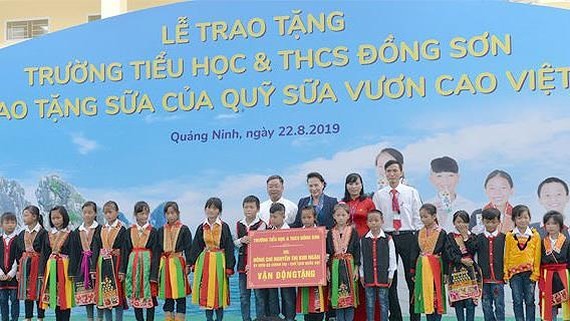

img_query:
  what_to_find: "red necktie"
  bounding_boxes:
[391,189,402,231]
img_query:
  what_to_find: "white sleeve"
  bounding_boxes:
[388,237,397,279]
[359,239,364,278]
[412,188,423,231]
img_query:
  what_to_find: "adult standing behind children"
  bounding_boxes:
[293,172,338,229]
[259,175,298,226]
[372,160,422,321]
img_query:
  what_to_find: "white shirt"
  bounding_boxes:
[359,230,397,279]
[25,223,42,234]
[203,217,222,229]
[234,216,266,247]
[427,194,477,233]
[484,229,500,238]
[78,221,99,232]
[513,226,533,237]
[271,222,290,230]
[105,219,121,230]
[373,183,423,232]
[260,197,298,225]
[136,222,150,232]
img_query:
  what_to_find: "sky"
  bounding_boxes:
[0,1,569,231]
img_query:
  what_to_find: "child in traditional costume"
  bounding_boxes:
[157,201,192,321]
[235,195,267,321]
[93,201,128,321]
[539,210,570,321]
[297,205,327,321]
[445,210,482,321]
[124,201,159,321]
[414,203,447,321]
[39,206,74,321]
[504,205,541,321]
[0,212,20,321]
[190,197,236,321]
[70,201,102,321]
[326,203,360,321]
[16,205,47,321]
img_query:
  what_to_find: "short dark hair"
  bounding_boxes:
[367,209,383,219]
[134,201,150,215]
[301,205,317,218]
[205,197,223,213]
[266,175,284,185]
[431,156,459,174]
[537,177,569,197]
[306,172,326,189]
[242,195,260,209]
[484,170,513,188]
[482,208,501,221]
[511,204,531,222]
[49,206,70,229]
[269,202,285,214]
[384,159,403,171]
[420,203,437,216]
[375,148,404,166]
[103,200,119,212]
[163,201,180,214]
[543,210,564,229]
[0,212,17,224]
[452,210,470,224]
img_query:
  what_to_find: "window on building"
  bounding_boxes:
[88,15,101,22]
[6,19,49,40]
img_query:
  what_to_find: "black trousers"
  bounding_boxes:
[24,300,45,319]
[163,298,186,314]
[55,306,70,321]
[134,307,155,321]
[387,231,420,321]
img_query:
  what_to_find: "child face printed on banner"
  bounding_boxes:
[430,171,459,198]
[243,202,258,221]
[376,152,397,189]
[539,180,570,214]
[485,175,513,208]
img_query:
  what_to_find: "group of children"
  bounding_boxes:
[0,195,568,321]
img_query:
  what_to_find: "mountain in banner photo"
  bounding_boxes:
[0,177,30,226]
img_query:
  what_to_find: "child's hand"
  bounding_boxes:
[118,273,125,282]
[388,278,393,287]
[353,271,359,282]
[245,265,250,274]
[460,258,473,266]
[0,275,6,281]
[241,236,251,245]
[327,270,331,282]
[360,277,365,287]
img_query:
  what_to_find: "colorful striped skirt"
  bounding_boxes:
[126,248,155,308]
[158,252,191,300]
[539,263,570,321]
[74,250,96,306]
[414,254,446,315]
[330,254,358,309]
[297,285,328,313]
[40,254,75,310]
[95,249,124,309]
[17,251,42,301]
[192,249,230,309]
